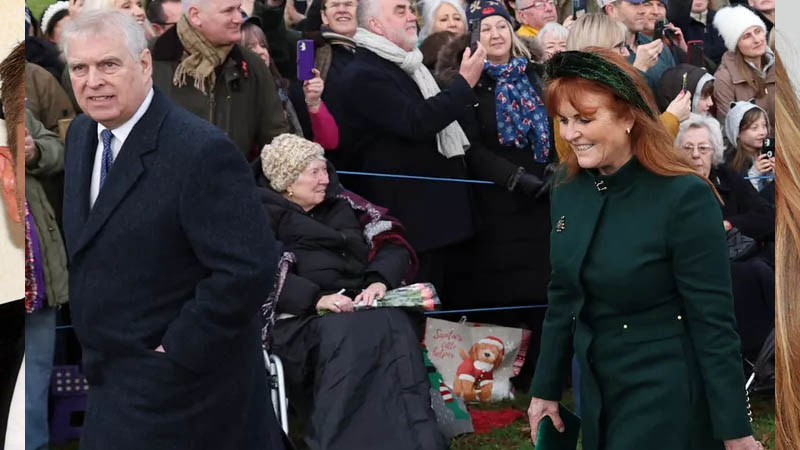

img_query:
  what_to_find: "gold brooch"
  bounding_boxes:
[556,216,566,233]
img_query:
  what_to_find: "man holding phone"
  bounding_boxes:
[338,0,486,305]
[599,0,676,93]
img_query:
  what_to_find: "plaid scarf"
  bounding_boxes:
[484,58,550,162]
[173,14,233,95]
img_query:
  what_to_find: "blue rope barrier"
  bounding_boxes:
[337,170,495,185]
[424,304,547,315]
[338,170,773,184]
[54,305,548,328]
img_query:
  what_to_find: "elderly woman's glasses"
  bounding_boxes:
[518,0,556,11]
[681,144,714,154]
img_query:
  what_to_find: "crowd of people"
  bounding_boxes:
[21,0,779,448]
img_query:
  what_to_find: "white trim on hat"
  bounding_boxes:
[478,336,505,351]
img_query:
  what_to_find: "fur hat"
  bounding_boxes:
[724,101,767,148]
[40,1,70,36]
[466,0,512,26]
[260,134,325,192]
[713,6,766,53]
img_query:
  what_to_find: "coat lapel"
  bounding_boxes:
[71,90,168,257]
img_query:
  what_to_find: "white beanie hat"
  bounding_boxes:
[724,101,768,148]
[260,134,325,192]
[713,6,766,53]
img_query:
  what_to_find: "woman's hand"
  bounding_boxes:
[354,282,387,307]
[666,89,691,122]
[723,436,763,450]
[754,153,774,174]
[303,68,325,114]
[459,42,487,88]
[316,293,355,313]
[527,396,564,444]
[24,129,37,164]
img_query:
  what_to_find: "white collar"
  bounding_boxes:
[96,88,154,147]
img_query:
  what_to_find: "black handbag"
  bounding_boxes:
[727,227,759,261]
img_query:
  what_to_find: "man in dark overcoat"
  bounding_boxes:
[337,0,486,298]
[61,10,285,450]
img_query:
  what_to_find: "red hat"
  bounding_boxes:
[479,336,505,351]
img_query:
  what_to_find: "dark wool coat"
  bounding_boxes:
[63,89,285,450]
[434,36,552,308]
[336,48,476,253]
[711,164,774,242]
[149,26,289,160]
[530,158,752,450]
[260,186,446,450]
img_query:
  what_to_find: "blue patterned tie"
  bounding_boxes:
[100,129,114,189]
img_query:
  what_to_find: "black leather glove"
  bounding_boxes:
[534,163,558,199]
[514,171,545,196]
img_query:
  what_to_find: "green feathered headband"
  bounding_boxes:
[545,51,656,119]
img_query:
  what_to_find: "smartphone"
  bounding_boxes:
[681,72,688,92]
[687,40,704,67]
[572,0,586,20]
[297,39,315,81]
[653,19,664,40]
[469,19,481,53]
[761,138,775,158]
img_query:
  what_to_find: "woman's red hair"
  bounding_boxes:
[545,47,718,197]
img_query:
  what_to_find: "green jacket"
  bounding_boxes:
[530,158,752,450]
[25,110,69,308]
[149,26,290,160]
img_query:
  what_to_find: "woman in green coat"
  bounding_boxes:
[526,49,761,450]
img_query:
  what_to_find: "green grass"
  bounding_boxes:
[48,389,774,450]
[27,0,57,22]
[452,389,776,450]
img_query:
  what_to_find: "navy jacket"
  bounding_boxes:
[63,88,285,450]
[337,48,476,253]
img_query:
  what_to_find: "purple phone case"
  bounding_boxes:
[297,39,315,81]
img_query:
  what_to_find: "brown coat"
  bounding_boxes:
[25,63,76,133]
[713,50,775,127]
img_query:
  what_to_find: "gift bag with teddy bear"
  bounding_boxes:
[423,317,531,402]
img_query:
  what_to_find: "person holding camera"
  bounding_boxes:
[724,101,773,192]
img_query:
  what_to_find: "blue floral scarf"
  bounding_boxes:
[484,58,550,162]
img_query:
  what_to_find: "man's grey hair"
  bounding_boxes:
[357,0,383,27]
[182,0,211,14]
[536,22,568,43]
[60,9,147,61]
[675,113,726,167]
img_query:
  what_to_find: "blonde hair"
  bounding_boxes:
[566,12,626,51]
[775,51,800,450]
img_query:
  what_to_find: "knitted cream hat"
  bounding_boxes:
[713,6,766,53]
[260,133,325,192]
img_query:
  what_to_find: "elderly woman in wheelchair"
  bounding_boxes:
[258,134,447,450]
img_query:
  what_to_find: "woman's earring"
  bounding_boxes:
[287,190,294,197]
[625,127,631,135]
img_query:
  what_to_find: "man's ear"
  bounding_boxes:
[0,147,21,224]
[368,17,383,35]
[187,6,202,28]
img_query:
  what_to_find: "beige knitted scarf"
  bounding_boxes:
[173,15,233,95]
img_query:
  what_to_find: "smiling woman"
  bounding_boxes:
[527,48,762,450]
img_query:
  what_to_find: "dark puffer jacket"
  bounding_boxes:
[434,35,552,308]
[259,178,410,317]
